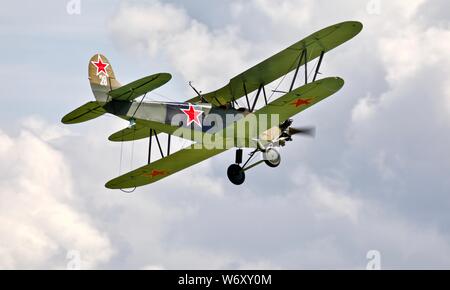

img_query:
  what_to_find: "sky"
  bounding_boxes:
[0,0,449,269]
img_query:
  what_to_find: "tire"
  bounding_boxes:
[227,164,246,185]
[263,148,281,168]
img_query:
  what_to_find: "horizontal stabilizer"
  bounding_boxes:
[108,73,172,101]
[61,101,106,124]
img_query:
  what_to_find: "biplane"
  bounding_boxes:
[62,21,363,190]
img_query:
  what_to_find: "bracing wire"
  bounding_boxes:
[118,136,137,194]
[266,49,322,103]
[119,129,137,194]
[117,97,143,194]
[266,53,301,103]
[307,58,319,83]
[151,91,178,102]
[130,128,135,170]
[119,134,124,175]
[131,93,147,119]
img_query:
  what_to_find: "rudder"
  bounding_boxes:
[89,54,121,104]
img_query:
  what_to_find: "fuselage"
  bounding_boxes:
[104,100,282,149]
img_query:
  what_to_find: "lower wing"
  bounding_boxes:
[105,145,227,189]
[253,77,345,129]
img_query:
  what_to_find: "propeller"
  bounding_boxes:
[278,119,316,141]
[288,126,316,138]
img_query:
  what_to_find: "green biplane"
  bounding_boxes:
[62,21,363,189]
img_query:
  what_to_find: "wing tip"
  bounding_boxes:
[105,180,118,189]
[108,135,121,142]
[61,116,70,124]
[159,72,172,81]
[61,114,79,125]
[343,20,363,36]
[105,178,145,190]
[105,174,145,189]
[335,76,345,87]
[329,76,345,91]
[312,76,345,93]
[105,178,127,189]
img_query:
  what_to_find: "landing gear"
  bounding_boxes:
[227,147,281,185]
[227,164,245,185]
[263,147,281,168]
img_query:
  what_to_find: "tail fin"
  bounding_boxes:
[61,54,119,125]
[89,54,121,104]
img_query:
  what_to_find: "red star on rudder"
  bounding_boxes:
[181,104,203,127]
[292,98,312,108]
[142,170,167,179]
[91,55,109,76]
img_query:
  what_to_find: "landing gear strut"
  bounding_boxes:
[227,149,245,185]
[227,146,282,185]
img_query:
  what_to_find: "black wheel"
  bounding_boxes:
[263,148,281,168]
[227,164,246,185]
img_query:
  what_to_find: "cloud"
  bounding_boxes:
[378,26,450,85]
[0,118,113,269]
[83,0,450,269]
[351,94,377,122]
[2,0,450,269]
[109,1,252,91]
[251,0,313,28]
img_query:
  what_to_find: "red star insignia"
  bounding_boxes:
[292,98,312,108]
[91,55,109,77]
[142,169,167,179]
[181,104,203,127]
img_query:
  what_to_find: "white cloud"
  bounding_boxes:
[388,0,427,20]
[309,182,361,223]
[252,0,313,27]
[373,151,398,180]
[0,119,113,269]
[351,94,377,122]
[292,167,361,223]
[109,1,252,90]
[109,1,189,57]
[378,26,450,85]
[21,116,72,142]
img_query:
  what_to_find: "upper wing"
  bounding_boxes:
[189,21,362,106]
[61,101,106,124]
[105,145,226,189]
[108,73,171,101]
[253,77,345,128]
